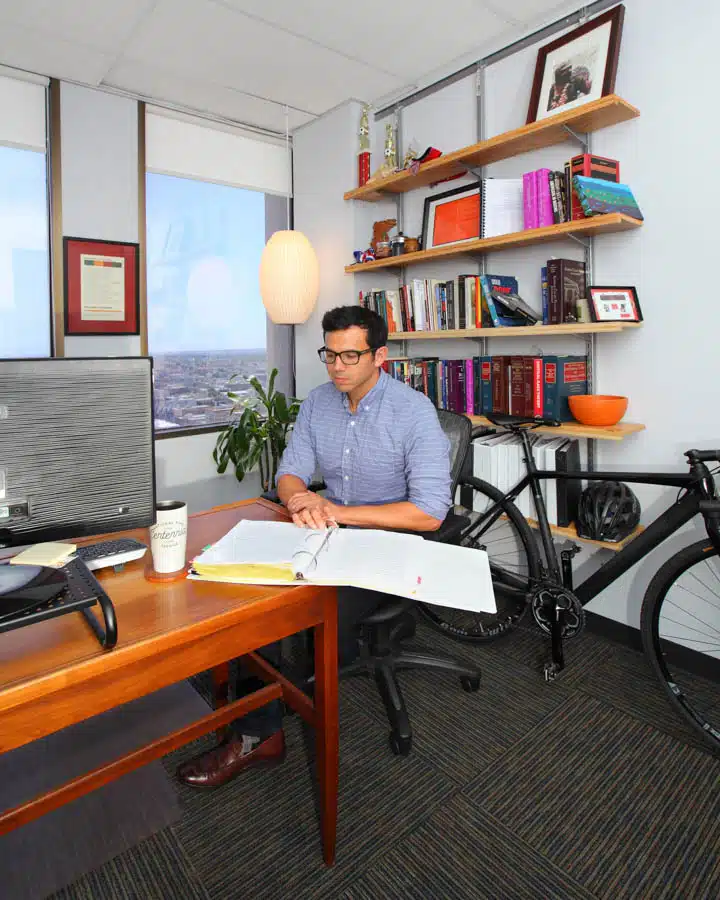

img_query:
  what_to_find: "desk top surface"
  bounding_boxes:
[0,498,310,704]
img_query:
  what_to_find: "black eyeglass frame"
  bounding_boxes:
[317,347,376,365]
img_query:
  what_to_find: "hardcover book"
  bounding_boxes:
[572,175,644,220]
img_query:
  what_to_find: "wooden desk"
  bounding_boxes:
[0,499,339,865]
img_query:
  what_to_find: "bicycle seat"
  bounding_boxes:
[483,413,561,430]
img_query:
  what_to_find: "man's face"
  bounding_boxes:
[323,326,386,394]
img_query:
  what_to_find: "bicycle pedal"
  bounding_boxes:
[543,662,562,683]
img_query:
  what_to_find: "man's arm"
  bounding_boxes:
[274,395,318,512]
[335,500,442,531]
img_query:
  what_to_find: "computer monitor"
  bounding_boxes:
[0,357,156,547]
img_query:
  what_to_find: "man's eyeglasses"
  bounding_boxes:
[317,347,375,365]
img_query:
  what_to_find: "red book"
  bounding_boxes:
[566,154,619,221]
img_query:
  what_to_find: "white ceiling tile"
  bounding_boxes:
[106,60,314,133]
[121,0,406,113]
[0,0,157,52]
[0,21,114,84]
[218,0,512,78]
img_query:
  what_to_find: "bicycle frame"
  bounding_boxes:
[467,429,719,608]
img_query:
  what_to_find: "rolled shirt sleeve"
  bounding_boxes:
[404,399,453,522]
[276,393,317,486]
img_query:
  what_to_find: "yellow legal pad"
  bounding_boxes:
[9,542,77,567]
[192,562,297,582]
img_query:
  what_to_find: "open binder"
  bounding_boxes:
[190,520,496,614]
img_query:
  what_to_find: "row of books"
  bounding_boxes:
[471,432,581,527]
[385,354,587,421]
[522,154,643,228]
[360,273,537,334]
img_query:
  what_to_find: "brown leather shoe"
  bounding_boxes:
[176,730,286,788]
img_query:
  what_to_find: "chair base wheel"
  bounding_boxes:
[460,675,481,692]
[389,731,412,756]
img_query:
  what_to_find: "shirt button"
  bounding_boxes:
[345,448,350,454]
[344,475,349,481]
[350,421,355,427]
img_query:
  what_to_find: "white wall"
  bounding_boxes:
[58,82,260,513]
[292,0,720,629]
[293,101,364,397]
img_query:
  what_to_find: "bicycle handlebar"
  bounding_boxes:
[686,449,720,463]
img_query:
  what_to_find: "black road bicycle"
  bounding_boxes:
[420,414,720,754]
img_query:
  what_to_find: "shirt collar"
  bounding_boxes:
[340,369,388,412]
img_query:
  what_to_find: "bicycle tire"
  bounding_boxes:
[420,476,541,642]
[640,539,720,754]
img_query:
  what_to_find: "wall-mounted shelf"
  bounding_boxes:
[526,518,645,551]
[468,416,645,442]
[345,214,642,273]
[388,322,642,340]
[344,95,639,202]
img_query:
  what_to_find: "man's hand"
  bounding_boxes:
[287,491,341,530]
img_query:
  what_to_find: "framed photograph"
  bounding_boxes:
[64,236,140,336]
[588,286,642,322]
[526,4,625,124]
[421,183,481,251]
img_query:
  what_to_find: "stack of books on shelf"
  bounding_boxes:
[385,354,587,421]
[472,433,581,528]
[360,273,540,333]
[523,153,642,227]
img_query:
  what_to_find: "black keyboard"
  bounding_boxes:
[75,538,148,571]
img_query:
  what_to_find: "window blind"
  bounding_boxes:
[0,71,47,152]
[145,108,290,196]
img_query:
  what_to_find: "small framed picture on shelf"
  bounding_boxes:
[588,286,642,322]
[421,183,481,251]
[526,4,625,124]
[64,236,140,336]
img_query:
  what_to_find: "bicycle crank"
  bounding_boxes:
[531,585,585,638]
[531,585,586,682]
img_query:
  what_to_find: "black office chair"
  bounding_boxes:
[336,409,481,756]
[263,409,483,757]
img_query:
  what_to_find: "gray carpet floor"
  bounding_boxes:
[48,619,720,900]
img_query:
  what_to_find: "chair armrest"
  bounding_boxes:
[422,510,470,544]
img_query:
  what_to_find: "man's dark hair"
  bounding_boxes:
[321,305,388,351]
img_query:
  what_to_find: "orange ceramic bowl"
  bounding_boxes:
[568,394,628,426]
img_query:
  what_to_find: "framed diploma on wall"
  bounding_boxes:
[63,236,140,335]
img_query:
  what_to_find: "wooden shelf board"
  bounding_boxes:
[344,95,639,202]
[526,519,645,551]
[344,214,643,273]
[468,416,646,442]
[388,322,643,340]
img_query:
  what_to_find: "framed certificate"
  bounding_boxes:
[588,286,643,322]
[421,184,481,250]
[63,237,140,335]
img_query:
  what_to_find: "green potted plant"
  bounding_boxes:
[213,368,300,493]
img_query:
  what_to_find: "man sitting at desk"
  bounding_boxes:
[177,305,451,787]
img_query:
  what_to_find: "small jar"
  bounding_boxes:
[375,241,391,259]
[404,237,419,253]
[390,233,406,256]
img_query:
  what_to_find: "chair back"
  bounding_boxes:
[436,409,472,495]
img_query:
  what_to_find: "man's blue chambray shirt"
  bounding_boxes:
[276,370,452,522]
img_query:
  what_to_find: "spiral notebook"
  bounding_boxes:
[481,178,524,239]
[189,520,496,614]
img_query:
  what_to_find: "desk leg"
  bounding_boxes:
[211,663,231,741]
[314,589,338,866]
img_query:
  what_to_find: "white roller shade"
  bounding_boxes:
[145,108,289,196]
[0,73,47,152]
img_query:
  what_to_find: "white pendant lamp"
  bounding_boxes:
[260,229,319,324]
[259,106,319,325]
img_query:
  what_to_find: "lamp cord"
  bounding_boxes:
[285,105,291,231]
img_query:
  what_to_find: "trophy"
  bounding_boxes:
[358,105,371,187]
[384,123,397,171]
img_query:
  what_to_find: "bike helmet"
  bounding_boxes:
[576,481,641,542]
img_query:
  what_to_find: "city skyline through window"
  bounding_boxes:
[146,172,268,433]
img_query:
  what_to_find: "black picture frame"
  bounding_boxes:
[420,182,482,251]
[587,285,642,322]
[526,5,625,124]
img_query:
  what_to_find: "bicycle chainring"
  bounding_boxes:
[531,584,585,639]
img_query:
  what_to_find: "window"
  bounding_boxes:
[145,109,289,434]
[0,74,50,358]
[146,173,270,432]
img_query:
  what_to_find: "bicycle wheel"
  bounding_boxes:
[420,475,540,642]
[641,539,720,753]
